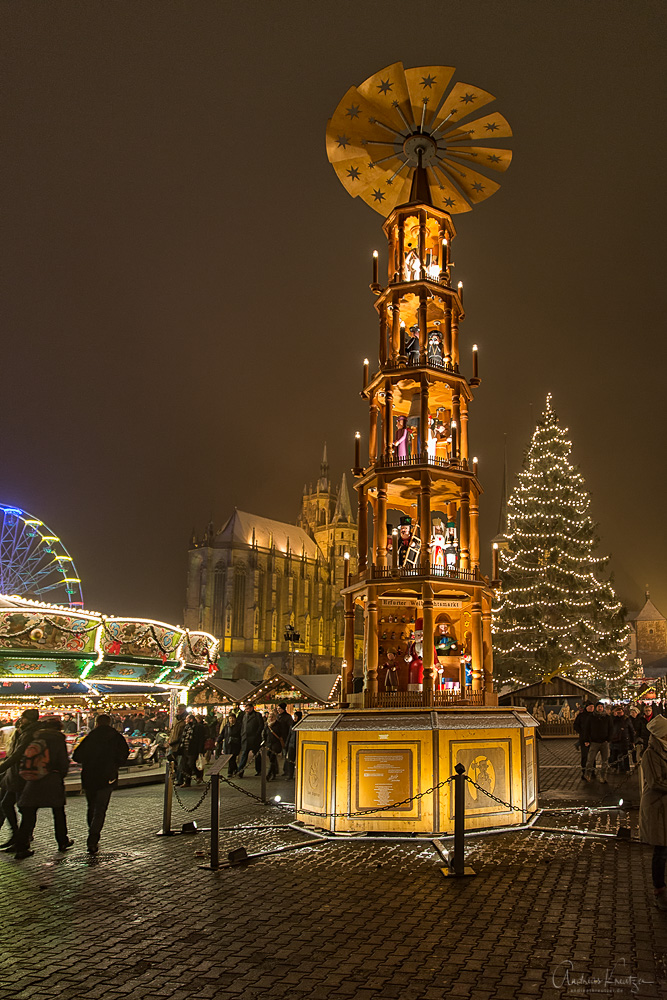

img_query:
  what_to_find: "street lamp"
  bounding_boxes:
[284,624,301,674]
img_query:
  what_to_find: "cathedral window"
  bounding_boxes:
[318,617,324,647]
[232,567,246,637]
[304,614,311,646]
[271,609,277,641]
[213,565,226,636]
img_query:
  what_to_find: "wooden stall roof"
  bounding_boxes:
[499,676,599,703]
[193,677,256,704]
[248,672,341,706]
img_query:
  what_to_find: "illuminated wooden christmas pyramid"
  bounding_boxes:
[329,61,513,707]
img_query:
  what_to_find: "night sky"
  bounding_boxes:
[4,1,666,625]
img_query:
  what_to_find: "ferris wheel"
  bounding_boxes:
[0,504,84,608]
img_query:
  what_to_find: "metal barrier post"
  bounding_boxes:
[209,773,220,869]
[156,760,174,836]
[260,745,267,804]
[440,764,476,878]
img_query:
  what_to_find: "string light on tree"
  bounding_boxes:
[492,394,631,691]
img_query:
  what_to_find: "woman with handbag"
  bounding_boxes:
[221,713,242,776]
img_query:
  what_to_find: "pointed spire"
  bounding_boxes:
[408,148,432,206]
[334,473,353,523]
[317,444,329,492]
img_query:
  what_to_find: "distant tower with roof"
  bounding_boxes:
[630,588,667,669]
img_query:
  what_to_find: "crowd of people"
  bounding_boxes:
[166,703,302,786]
[572,700,660,781]
[0,709,130,859]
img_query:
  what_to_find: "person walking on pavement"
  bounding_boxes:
[236,704,264,777]
[284,710,302,780]
[221,712,242,776]
[168,704,187,782]
[264,707,283,781]
[574,703,595,779]
[176,714,206,786]
[631,707,649,762]
[583,701,612,783]
[14,718,73,859]
[609,705,635,773]
[72,714,130,854]
[639,714,667,911]
[0,709,41,851]
[271,702,293,775]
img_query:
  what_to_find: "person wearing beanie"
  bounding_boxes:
[639,714,667,911]
[582,701,612,783]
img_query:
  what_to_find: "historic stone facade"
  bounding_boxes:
[184,451,358,682]
[629,590,667,669]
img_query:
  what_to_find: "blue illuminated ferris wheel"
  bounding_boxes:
[0,505,84,608]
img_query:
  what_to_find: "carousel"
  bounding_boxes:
[0,594,219,721]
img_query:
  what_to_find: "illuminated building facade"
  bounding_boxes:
[184,452,358,682]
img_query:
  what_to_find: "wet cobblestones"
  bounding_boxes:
[0,757,664,999]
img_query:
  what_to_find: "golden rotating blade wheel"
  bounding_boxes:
[326,61,512,216]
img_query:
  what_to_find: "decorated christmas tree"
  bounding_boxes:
[493,395,631,692]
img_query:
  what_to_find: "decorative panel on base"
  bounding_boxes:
[295,707,537,835]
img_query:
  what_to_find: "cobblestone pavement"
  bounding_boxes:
[1,762,665,1000]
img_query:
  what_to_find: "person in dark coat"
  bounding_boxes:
[14,718,72,859]
[176,715,206,787]
[0,709,41,851]
[609,706,635,773]
[284,710,302,780]
[236,705,264,777]
[72,714,130,853]
[639,715,667,911]
[573,703,595,779]
[272,703,293,775]
[221,713,242,775]
[631,707,649,761]
[265,707,284,780]
[582,701,612,782]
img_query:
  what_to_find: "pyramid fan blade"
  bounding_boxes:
[359,171,412,216]
[404,66,456,128]
[357,62,415,133]
[443,146,513,174]
[326,89,403,163]
[437,159,501,204]
[443,112,512,142]
[428,166,472,214]
[430,82,496,132]
[333,156,374,198]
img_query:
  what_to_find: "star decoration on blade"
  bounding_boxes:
[372,188,386,202]
[472,182,484,192]
[443,197,455,207]
[421,74,436,88]
[336,134,351,149]
[460,93,476,103]
[347,166,360,180]
[488,154,501,163]
[345,104,360,119]
[377,79,393,95]
[485,122,499,132]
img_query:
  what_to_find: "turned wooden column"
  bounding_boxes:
[397,216,405,281]
[342,593,355,696]
[366,589,379,695]
[357,487,368,575]
[482,606,494,694]
[420,375,429,459]
[470,492,480,573]
[452,392,460,461]
[460,397,469,466]
[419,471,432,573]
[369,399,379,465]
[418,292,428,365]
[471,602,483,692]
[459,493,470,570]
[451,311,460,369]
[379,305,388,367]
[443,302,452,364]
[422,582,434,705]
[419,210,426,280]
[383,379,393,459]
[391,302,401,362]
[376,477,387,569]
